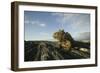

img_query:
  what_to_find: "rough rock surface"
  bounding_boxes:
[24,41,90,61]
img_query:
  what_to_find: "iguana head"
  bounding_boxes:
[53,29,74,51]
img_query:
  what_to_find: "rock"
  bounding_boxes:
[79,48,90,53]
[24,41,90,61]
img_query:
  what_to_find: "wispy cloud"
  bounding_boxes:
[39,23,46,27]
[24,20,46,27]
[51,13,75,24]
[51,12,90,32]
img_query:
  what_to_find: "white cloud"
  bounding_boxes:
[52,12,90,32]
[51,13,75,23]
[39,23,46,27]
[25,20,46,27]
[31,21,37,24]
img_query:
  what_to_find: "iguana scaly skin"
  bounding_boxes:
[53,29,74,52]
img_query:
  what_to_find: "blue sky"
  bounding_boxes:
[24,11,90,41]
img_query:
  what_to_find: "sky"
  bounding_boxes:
[24,11,90,41]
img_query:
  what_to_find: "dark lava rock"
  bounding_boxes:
[24,41,90,61]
